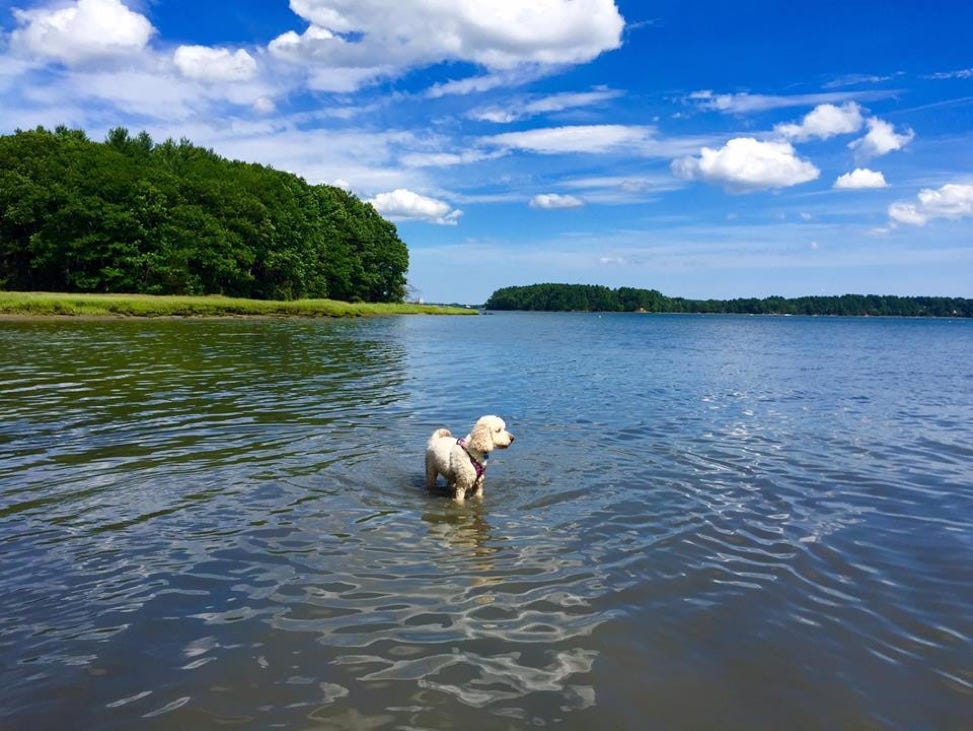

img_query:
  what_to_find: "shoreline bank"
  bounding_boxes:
[0,292,475,319]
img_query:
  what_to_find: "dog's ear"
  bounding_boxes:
[469,420,491,452]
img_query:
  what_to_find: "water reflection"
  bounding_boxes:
[422,506,499,578]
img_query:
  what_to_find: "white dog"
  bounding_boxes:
[425,415,514,502]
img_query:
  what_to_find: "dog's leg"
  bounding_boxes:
[425,454,439,490]
[449,473,473,503]
[469,475,485,499]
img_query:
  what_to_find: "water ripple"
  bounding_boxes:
[2,315,972,729]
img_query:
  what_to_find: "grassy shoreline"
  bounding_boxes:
[0,291,476,318]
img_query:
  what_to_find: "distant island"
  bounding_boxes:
[484,284,973,318]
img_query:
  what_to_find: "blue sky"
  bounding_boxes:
[1,1,971,304]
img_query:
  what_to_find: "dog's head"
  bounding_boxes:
[469,415,515,453]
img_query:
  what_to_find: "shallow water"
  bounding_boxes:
[1,313,971,729]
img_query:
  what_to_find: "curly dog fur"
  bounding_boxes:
[425,415,514,502]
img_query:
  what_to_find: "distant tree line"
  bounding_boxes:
[0,126,408,301]
[484,283,973,317]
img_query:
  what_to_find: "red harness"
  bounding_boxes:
[456,438,486,478]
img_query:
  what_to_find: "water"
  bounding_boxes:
[1,313,971,729]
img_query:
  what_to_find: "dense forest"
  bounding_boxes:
[0,126,408,301]
[485,283,973,317]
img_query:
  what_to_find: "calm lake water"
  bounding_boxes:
[2,312,971,729]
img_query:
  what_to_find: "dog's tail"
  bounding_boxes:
[428,427,452,447]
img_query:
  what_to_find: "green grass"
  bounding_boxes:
[0,291,476,318]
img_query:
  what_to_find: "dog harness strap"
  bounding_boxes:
[456,438,485,478]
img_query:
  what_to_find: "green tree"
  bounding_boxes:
[483,284,973,317]
[0,126,410,302]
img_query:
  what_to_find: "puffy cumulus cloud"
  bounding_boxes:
[369,188,462,225]
[10,0,154,65]
[887,202,927,226]
[849,118,914,159]
[775,102,864,141]
[268,25,394,91]
[834,168,888,190]
[485,124,653,154]
[174,46,258,83]
[888,183,973,226]
[530,193,584,209]
[672,137,820,192]
[269,0,624,90]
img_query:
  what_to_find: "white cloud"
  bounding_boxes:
[163,125,425,193]
[889,183,973,226]
[687,89,891,114]
[483,125,709,160]
[563,174,674,192]
[824,73,899,88]
[36,65,279,121]
[472,108,520,124]
[887,202,927,226]
[10,0,155,65]
[775,102,864,141]
[471,88,623,123]
[369,188,462,225]
[849,118,914,159]
[425,69,538,98]
[0,56,34,94]
[530,193,585,209]
[174,46,258,83]
[53,68,202,119]
[485,124,653,154]
[834,168,888,190]
[400,149,504,168]
[269,27,392,91]
[2,4,277,121]
[559,173,685,203]
[252,96,276,114]
[925,68,973,80]
[672,137,820,192]
[269,0,625,90]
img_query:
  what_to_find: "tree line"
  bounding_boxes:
[0,126,408,302]
[484,283,973,317]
